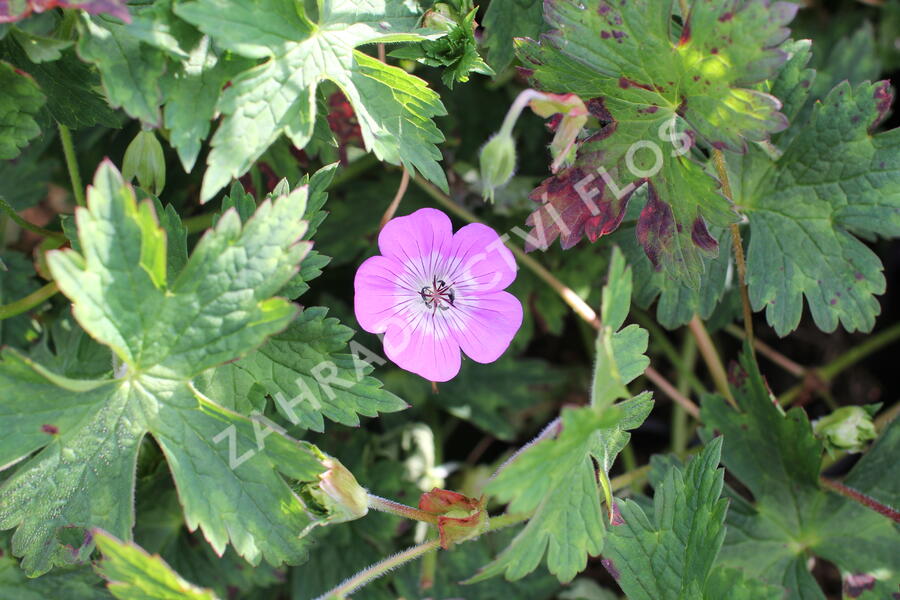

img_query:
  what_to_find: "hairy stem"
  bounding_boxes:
[58,123,86,207]
[499,89,545,138]
[316,538,442,600]
[820,477,900,523]
[366,493,438,525]
[689,315,737,408]
[711,149,754,349]
[0,195,66,240]
[673,333,698,455]
[0,282,59,320]
[327,466,651,600]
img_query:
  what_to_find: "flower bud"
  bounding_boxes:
[422,3,456,31]
[813,405,878,454]
[479,132,516,202]
[122,130,166,195]
[306,457,369,524]
[418,487,488,548]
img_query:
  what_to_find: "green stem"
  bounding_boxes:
[366,494,438,525]
[0,282,59,320]
[0,212,8,248]
[0,195,66,240]
[620,444,640,494]
[182,212,215,234]
[780,321,900,406]
[418,534,438,591]
[673,333,697,456]
[58,123,86,207]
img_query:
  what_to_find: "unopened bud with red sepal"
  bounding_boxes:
[418,488,488,549]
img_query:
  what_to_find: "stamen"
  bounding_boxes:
[419,277,456,311]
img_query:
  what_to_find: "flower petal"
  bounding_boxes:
[353,255,414,333]
[382,311,461,382]
[446,223,518,294]
[445,291,523,363]
[378,208,453,268]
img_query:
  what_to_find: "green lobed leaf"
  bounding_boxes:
[0,161,331,576]
[197,306,408,432]
[132,469,284,599]
[76,14,166,127]
[472,395,653,583]
[613,199,732,330]
[602,438,728,600]
[0,532,112,599]
[0,43,120,130]
[735,80,899,335]
[0,59,44,159]
[174,0,449,201]
[160,39,251,172]
[701,349,900,598]
[471,244,653,582]
[593,247,649,408]
[9,28,72,63]
[27,310,113,380]
[0,133,54,211]
[94,531,218,600]
[277,163,337,298]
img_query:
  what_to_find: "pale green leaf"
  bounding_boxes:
[94,531,218,600]
[174,0,448,201]
[76,15,166,126]
[0,162,329,576]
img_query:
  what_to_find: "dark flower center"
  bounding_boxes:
[420,277,455,311]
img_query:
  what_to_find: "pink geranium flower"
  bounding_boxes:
[354,208,523,382]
